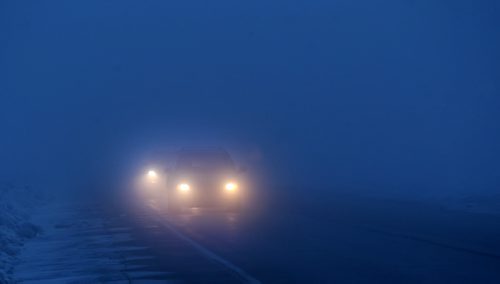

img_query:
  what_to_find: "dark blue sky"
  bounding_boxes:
[1,0,499,193]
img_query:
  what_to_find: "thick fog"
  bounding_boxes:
[1,0,499,196]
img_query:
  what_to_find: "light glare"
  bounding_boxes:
[225,182,237,191]
[148,170,158,178]
[178,183,190,192]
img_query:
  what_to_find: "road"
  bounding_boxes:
[14,187,500,283]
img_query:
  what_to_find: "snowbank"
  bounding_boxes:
[0,183,43,283]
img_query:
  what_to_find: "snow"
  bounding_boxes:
[0,183,44,283]
[10,194,174,283]
[11,200,126,283]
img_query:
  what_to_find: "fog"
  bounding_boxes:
[1,0,499,196]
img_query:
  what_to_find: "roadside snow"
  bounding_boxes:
[12,197,149,283]
[0,183,44,283]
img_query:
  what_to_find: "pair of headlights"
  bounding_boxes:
[146,170,238,192]
[177,182,238,192]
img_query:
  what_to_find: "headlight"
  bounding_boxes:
[225,182,238,191]
[177,183,190,192]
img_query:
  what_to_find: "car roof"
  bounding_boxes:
[175,148,235,169]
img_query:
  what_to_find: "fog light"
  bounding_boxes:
[147,170,158,183]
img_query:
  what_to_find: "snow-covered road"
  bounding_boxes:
[6,187,500,283]
[12,194,249,283]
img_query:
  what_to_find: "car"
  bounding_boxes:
[165,148,244,212]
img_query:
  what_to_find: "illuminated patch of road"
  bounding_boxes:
[146,202,261,284]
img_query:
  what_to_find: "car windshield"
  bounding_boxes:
[176,152,235,172]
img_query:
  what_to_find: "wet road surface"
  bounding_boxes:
[15,189,500,283]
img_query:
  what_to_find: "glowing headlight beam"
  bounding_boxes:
[178,183,190,192]
[225,182,238,191]
[148,170,158,178]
